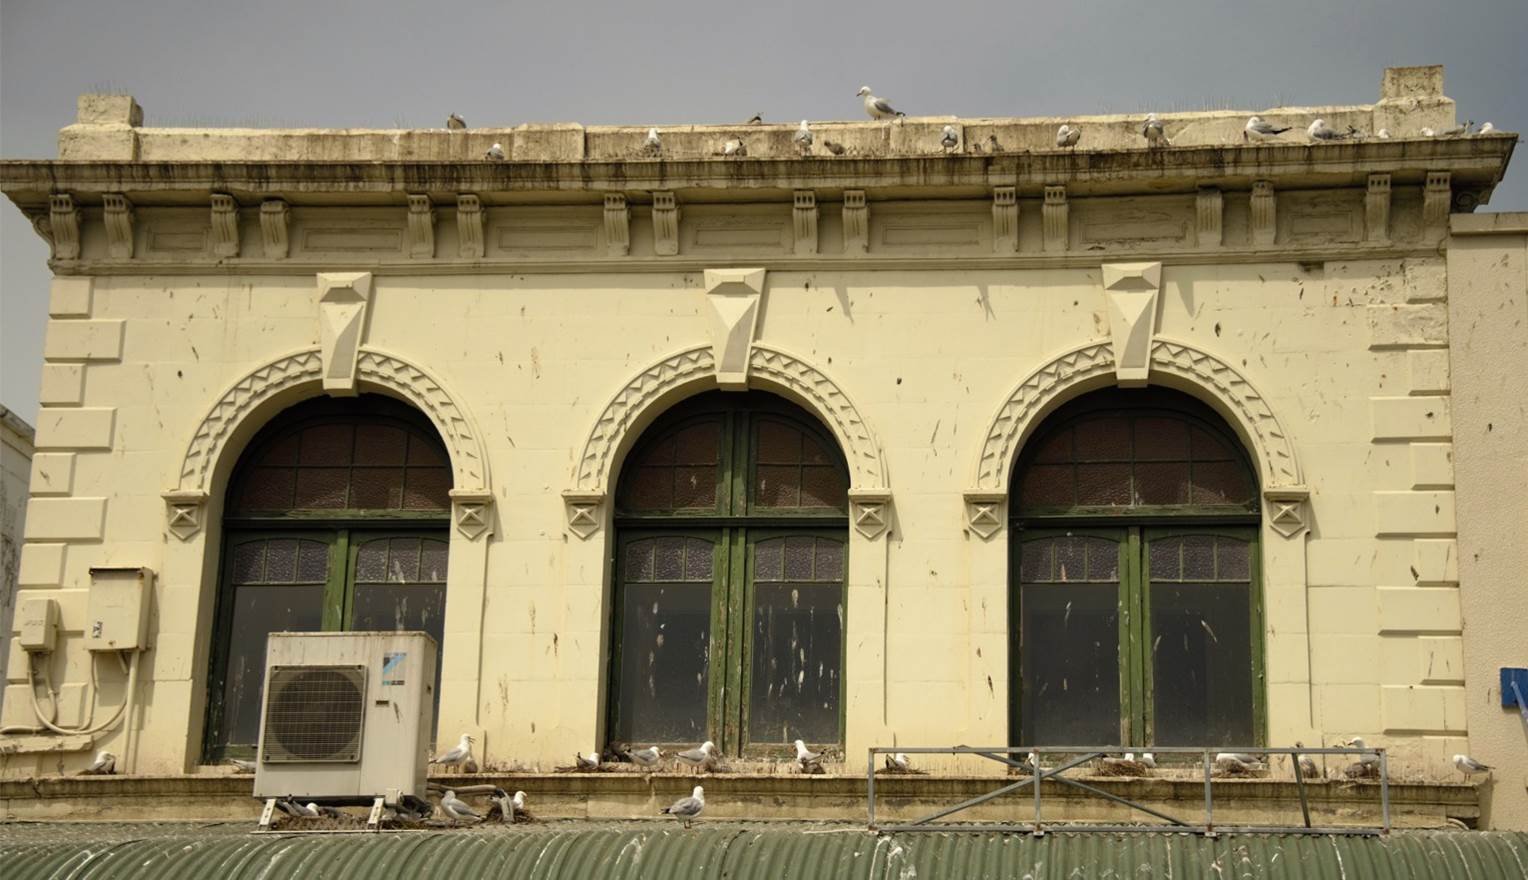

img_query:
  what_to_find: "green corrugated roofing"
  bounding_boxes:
[2,824,1525,879]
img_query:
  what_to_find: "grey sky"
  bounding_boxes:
[3,0,1525,422]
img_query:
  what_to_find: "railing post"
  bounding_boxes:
[1203,750,1215,837]
[867,748,877,831]
[1293,747,1312,828]
[1032,750,1044,836]
[1379,749,1391,834]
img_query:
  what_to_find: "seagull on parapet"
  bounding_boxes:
[722,139,747,157]
[794,120,813,151]
[1142,113,1170,147]
[81,750,116,775]
[484,143,505,160]
[822,140,846,156]
[1056,124,1081,148]
[940,125,959,150]
[432,733,475,768]
[1377,128,1391,139]
[628,746,663,768]
[795,739,823,772]
[644,128,662,155]
[1478,122,1496,134]
[440,789,483,823]
[662,785,706,827]
[746,113,764,125]
[226,758,256,774]
[676,740,716,770]
[858,86,905,120]
[575,750,600,771]
[1454,754,1493,775]
[885,752,912,772]
[1308,119,1351,142]
[447,113,466,131]
[1244,116,1291,141]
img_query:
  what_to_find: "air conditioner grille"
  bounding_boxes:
[262,665,366,763]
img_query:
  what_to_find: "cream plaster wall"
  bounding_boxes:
[1447,213,1528,831]
[0,407,34,698]
[0,252,1470,785]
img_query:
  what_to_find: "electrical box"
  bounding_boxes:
[18,596,60,652]
[86,566,153,652]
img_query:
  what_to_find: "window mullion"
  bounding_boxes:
[1133,527,1153,747]
[322,529,351,630]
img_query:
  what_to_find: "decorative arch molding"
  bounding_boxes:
[965,338,1307,539]
[564,342,890,538]
[163,346,493,540]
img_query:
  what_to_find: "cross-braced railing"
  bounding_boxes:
[867,745,1390,836]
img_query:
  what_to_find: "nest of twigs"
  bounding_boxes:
[1214,760,1267,778]
[1097,759,1149,777]
[1343,762,1380,780]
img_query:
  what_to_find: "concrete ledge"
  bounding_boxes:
[0,772,1480,828]
[1450,212,1528,234]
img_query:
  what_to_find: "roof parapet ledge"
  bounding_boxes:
[59,95,143,161]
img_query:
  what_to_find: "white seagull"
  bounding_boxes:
[1244,116,1291,141]
[940,125,959,150]
[1142,113,1170,147]
[676,740,716,769]
[1139,753,1156,769]
[1307,118,1349,142]
[794,739,823,771]
[794,120,813,151]
[295,801,322,819]
[1421,127,1437,136]
[662,785,706,827]
[1344,737,1381,767]
[82,750,116,775]
[575,751,601,771]
[885,752,912,772]
[226,758,256,774]
[1056,124,1081,148]
[858,86,905,120]
[629,746,663,768]
[1293,743,1320,779]
[512,790,528,816]
[447,113,466,131]
[440,789,483,823]
[644,127,662,154]
[1377,128,1392,139]
[722,139,747,157]
[484,143,505,161]
[1478,122,1496,134]
[432,733,475,768]
[1454,754,1493,775]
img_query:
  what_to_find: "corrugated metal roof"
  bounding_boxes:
[2,824,1525,879]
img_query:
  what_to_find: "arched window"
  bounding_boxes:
[609,392,849,758]
[1010,389,1263,749]
[203,395,451,760]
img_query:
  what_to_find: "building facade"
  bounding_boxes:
[1,66,1522,827]
[0,406,35,694]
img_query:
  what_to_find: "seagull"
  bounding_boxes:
[858,86,905,120]
[1421,127,1436,137]
[986,134,1002,153]
[295,801,322,819]
[484,143,505,161]
[940,125,959,150]
[440,789,483,823]
[1440,120,1475,136]
[275,798,311,819]
[432,733,475,768]
[575,751,600,771]
[822,140,846,156]
[81,750,116,775]
[676,740,716,769]
[1454,754,1493,775]
[1478,122,1495,134]
[745,114,763,125]
[1344,737,1381,767]
[226,758,256,774]
[447,113,466,131]
[629,746,663,768]
[794,120,813,151]
[1244,116,1291,141]
[794,739,823,771]
[1293,742,1320,779]
[644,127,662,154]
[885,752,912,772]
[722,139,747,157]
[1142,113,1169,147]
[1139,753,1156,769]
[1216,752,1260,765]
[1056,124,1081,148]
[512,790,527,816]
[661,785,705,827]
[1307,119,1349,142]
[1377,128,1391,139]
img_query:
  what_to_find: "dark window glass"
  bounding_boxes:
[1019,536,1122,745]
[615,536,715,744]
[618,419,723,513]
[352,536,450,722]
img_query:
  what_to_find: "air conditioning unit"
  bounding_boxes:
[253,631,437,808]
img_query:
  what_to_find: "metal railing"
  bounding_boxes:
[867,745,1390,836]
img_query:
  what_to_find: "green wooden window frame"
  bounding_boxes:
[202,399,452,762]
[609,393,849,758]
[1010,390,1265,749]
